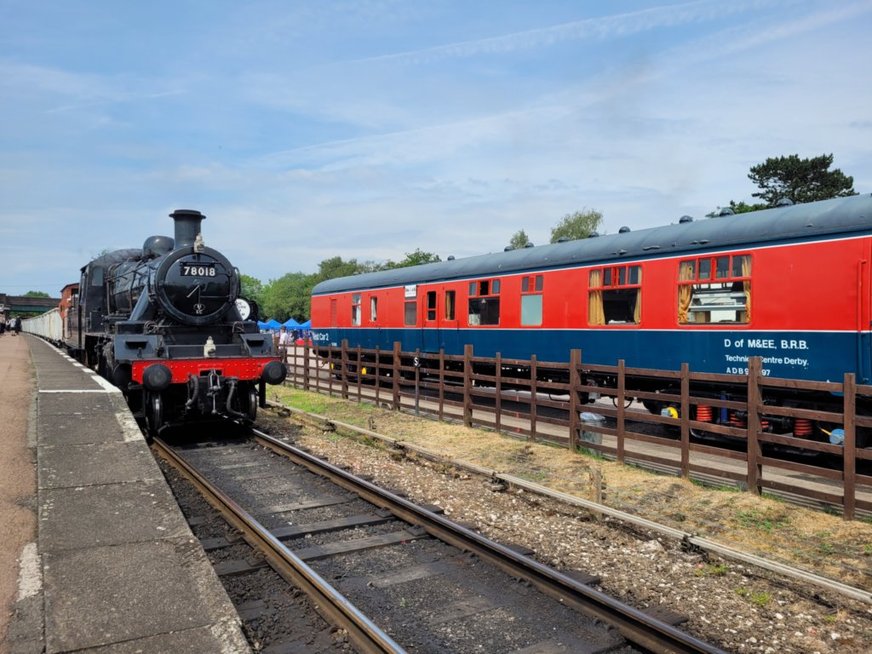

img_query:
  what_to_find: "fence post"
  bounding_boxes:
[340,339,349,400]
[746,357,763,495]
[617,359,626,463]
[568,349,581,451]
[374,345,381,406]
[438,348,445,421]
[843,372,857,520]
[356,346,362,403]
[414,348,421,416]
[463,344,473,427]
[327,345,336,397]
[303,342,311,391]
[495,352,502,434]
[680,362,690,479]
[529,354,538,442]
[392,342,401,411]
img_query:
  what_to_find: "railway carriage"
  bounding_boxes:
[311,194,872,447]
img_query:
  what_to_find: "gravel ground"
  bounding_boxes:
[259,388,872,654]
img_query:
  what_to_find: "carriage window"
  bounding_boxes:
[468,277,500,326]
[426,291,437,321]
[404,301,417,326]
[521,274,543,326]
[351,293,361,326]
[588,265,641,326]
[445,290,456,320]
[678,254,751,324]
[370,297,377,322]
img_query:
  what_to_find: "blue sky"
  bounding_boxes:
[2,0,871,297]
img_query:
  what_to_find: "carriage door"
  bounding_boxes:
[422,289,439,352]
[421,286,459,353]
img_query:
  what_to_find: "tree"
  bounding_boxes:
[381,249,441,270]
[239,274,264,306]
[261,272,316,322]
[748,154,856,206]
[550,209,603,243]
[24,290,50,298]
[315,256,378,282]
[508,230,531,249]
[728,200,768,214]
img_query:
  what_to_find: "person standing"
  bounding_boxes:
[0,312,6,335]
[278,325,291,364]
[13,316,21,335]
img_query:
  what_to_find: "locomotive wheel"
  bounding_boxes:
[145,393,164,433]
[246,386,258,422]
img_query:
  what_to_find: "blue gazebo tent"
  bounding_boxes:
[263,318,282,331]
[282,318,300,328]
[299,319,311,329]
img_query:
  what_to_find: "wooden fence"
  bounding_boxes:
[282,341,872,520]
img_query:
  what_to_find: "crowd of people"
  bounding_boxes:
[0,313,22,336]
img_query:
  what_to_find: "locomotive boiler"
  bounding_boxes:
[72,209,285,432]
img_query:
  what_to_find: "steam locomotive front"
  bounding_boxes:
[104,209,285,433]
[153,210,238,325]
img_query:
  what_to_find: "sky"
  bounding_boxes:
[2,0,871,297]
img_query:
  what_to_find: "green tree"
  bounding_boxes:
[381,249,441,270]
[728,200,768,214]
[550,209,603,243]
[315,256,378,282]
[239,274,264,306]
[24,290,50,298]
[508,229,531,249]
[261,272,316,321]
[748,154,856,206]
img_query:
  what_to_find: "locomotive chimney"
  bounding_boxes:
[169,209,205,249]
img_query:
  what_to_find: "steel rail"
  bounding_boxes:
[152,437,406,654]
[253,428,725,654]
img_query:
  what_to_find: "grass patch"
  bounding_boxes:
[736,587,771,606]
[273,387,334,414]
[695,562,729,577]
[735,508,791,532]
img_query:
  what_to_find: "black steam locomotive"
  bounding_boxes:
[70,209,285,432]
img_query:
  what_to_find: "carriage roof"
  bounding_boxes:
[313,194,872,295]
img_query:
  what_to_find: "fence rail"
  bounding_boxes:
[281,340,871,520]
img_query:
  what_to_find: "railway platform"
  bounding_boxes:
[1,334,249,654]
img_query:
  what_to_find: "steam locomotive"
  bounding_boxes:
[47,209,285,432]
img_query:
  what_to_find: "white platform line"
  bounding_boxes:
[16,542,41,601]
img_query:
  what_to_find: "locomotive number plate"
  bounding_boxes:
[180,263,217,277]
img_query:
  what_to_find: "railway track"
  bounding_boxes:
[154,428,724,654]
